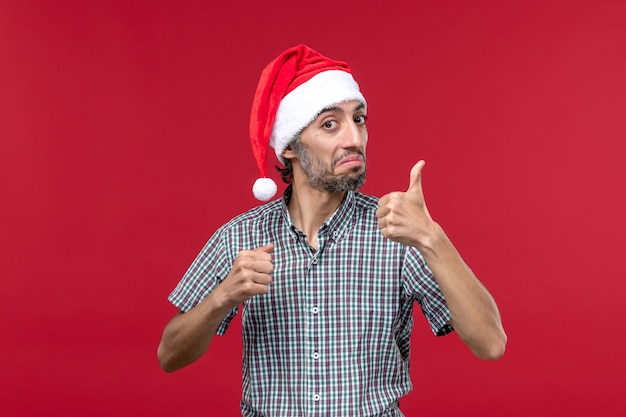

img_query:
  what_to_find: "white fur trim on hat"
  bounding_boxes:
[270,70,366,163]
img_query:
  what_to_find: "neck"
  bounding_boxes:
[287,179,346,250]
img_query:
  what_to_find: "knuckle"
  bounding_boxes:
[243,258,257,270]
[239,269,254,281]
[241,280,256,294]
[234,254,249,267]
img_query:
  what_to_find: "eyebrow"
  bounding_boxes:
[317,102,366,117]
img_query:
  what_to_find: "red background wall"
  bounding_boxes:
[1,1,625,416]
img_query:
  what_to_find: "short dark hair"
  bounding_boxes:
[276,158,293,184]
[275,135,300,184]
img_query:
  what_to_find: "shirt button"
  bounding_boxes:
[313,394,320,402]
[311,306,319,314]
[312,259,318,264]
[312,352,320,360]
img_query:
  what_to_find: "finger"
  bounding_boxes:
[375,204,389,219]
[249,281,271,296]
[376,194,391,218]
[252,243,275,263]
[407,160,425,194]
[251,271,273,285]
[252,258,274,275]
[239,279,271,300]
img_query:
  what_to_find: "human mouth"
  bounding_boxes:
[335,154,364,168]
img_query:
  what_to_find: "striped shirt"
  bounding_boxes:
[169,186,453,417]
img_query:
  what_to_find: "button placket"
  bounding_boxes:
[305,248,322,410]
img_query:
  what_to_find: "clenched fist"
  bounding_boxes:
[376,161,439,249]
[218,243,274,308]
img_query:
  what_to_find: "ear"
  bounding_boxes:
[281,144,297,160]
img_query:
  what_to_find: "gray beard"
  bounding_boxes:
[293,140,367,192]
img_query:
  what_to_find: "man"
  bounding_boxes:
[157,44,506,416]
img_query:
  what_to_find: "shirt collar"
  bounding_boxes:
[279,185,356,242]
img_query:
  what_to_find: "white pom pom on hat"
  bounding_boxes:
[252,177,278,202]
[249,44,366,201]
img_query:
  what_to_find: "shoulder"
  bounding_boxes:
[353,191,380,213]
[215,199,284,245]
[345,191,382,233]
[221,199,284,231]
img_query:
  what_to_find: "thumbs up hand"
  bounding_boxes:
[376,160,438,248]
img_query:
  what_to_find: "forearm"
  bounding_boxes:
[419,224,507,360]
[157,289,233,372]
[158,244,275,372]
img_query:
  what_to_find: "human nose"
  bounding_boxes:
[342,121,367,149]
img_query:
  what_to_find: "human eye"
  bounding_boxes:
[322,120,338,129]
[354,114,368,125]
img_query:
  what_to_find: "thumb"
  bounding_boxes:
[407,160,425,194]
[257,243,275,253]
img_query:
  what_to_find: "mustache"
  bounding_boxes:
[332,150,366,167]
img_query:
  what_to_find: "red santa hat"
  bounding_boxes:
[249,44,366,201]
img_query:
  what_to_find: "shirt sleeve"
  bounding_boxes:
[402,246,454,337]
[167,225,238,336]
